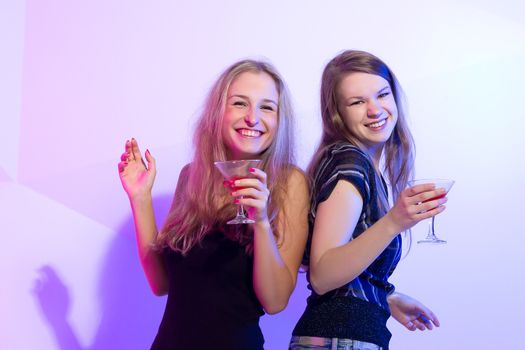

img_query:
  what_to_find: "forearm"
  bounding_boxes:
[252,220,295,314]
[311,214,399,295]
[130,194,168,296]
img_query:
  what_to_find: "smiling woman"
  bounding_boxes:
[337,72,399,160]
[290,50,446,350]
[222,71,279,160]
[117,59,309,349]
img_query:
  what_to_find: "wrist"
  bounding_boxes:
[378,212,402,238]
[129,192,153,205]
[253,219,272,233]
[387,291,400,304]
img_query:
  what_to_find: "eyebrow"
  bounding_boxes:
[345,86,391,101]
[228,94,278,105]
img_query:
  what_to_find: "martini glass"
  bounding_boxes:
[408,178,454,244]
[214,159,261,224]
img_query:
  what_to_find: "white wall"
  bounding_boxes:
[2,0,524,349]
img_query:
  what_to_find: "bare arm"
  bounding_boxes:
[310,180,447,295]
[234,168,309,314]
[118,138,168,296]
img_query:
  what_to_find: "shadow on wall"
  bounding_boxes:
[32,194,173,350]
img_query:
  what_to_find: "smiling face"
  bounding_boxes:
[221,71,279,160]
[337,72,398,157]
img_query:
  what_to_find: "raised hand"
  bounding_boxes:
[118,138,156,200]
[388,292,440,331]
[227,167,270,223]
[386,183,447,233]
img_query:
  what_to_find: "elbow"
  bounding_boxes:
[152,287,168,297]
[310,272,330,296]
[150,281,169,296]
[263,299,289,315]
[259,291,291,314]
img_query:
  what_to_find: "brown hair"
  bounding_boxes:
[309,50,415,214]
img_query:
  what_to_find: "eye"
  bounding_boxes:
[349,100,364,106]
[261,105,275,112]
[233,101,248,107]
[378,91,391,99]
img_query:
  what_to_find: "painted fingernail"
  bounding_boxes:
[234,199,239,204]
[249,168,255,172]
[146,149,150,155]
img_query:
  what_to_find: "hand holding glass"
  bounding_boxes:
[214,159,261,224]
[408,179,454,244]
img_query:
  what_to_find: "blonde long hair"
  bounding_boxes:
[157,60,296,254]
[309,50,415,214]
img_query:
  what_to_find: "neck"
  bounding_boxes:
[364,144,383,171]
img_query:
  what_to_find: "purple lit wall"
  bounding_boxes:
[2,1,524,349]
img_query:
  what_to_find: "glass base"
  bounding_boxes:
[227,216,255,225]
[417,238,447,244]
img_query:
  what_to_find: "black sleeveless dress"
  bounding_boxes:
[150,229,265,350]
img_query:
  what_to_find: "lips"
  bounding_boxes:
[236,128,263,137]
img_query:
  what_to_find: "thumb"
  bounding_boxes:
[145,149,156,173]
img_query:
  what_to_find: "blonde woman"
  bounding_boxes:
[118,60,308,349]
[291,50,444,350]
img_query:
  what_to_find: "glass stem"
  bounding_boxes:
[237,196,245,217]
[426,216,437,239]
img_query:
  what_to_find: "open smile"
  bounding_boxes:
[236,128,264,138]
[365,117,388,130]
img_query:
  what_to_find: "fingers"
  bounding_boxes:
[118,161,127,173]
[420,309,440,328]
[223,168,268,192]
[418,314,433,330]
[233,187,269,201]
[232,178,266,192]
[125,139,133,159]
[131,138,142,161]
[405,313,439,332]
[405,318,427,331]
[429,311,440,327]
[235,197,265,209]
[247,167,267,183]
[404,320,417,331]
[121,138,151,169]
[413,196,448,215]
[145,149,156,173]
[416,203,447,220]
[412,188,447,204]
[407,183,435,196]
[412,318,427,331]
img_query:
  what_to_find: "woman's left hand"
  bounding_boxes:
[228,167,270,223]
[388,292,440,331]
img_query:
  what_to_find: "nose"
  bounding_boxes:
[244,108,260,127]
[367,98,384,119]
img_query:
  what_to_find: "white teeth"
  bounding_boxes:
[239,129,261,137]
[367,119,386,128]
